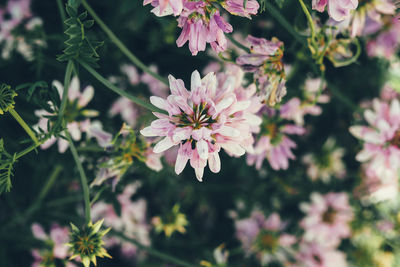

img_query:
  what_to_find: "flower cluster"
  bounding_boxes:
[141,66,262,181]
[31,223,76,267]
[144,0,259,55]
[91,182,151,258]
[35,77,112,153]
[0,0,45,60]
[236,35,286,106]
[234,210,296,265]
[312,0,358,21]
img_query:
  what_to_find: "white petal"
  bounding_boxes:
[68,76,80,101]
[208,152,221,173]
[78,85,94,107]
[150,96,167,110]
[140,126,159,137]
[222,143,245,156]
[191,70,202,92]
[217,126,240,137]
[195,167,204,182]
[197,139,209,160]
[153,137,174,153]
[175,153,189,175]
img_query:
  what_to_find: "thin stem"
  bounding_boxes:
[226,35,250,53]
[267,4,307,45]
[111,230,197,267]
[37,165,63,202]
[9,109,39,145]
[78,59,166,114]
[298,0,316,40]
[55,60,74,130]
[80,0,168,85]
[65,129,91,224]
[56,0,67,28]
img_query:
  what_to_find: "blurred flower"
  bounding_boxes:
[35,77,111,153]
[366,17,400,60]
[141,69,262,181]
[349,98,400,182]
[221,0,259,19]
[91,182,151,258]
[92,124,163,187]
[300,192,353,248]
[152,204,188,237]
[141,65,169,98]
[247,106,305,170]
[293,241,348,267]
[0,0,45,60]
[31,223,75,267]
[143,0,184,17]
[302,138,346,182]
[68,220,112,267]
[236,35,286,106]
[200,244,229,267]
[234,210,296,265]
[312,0,358,21]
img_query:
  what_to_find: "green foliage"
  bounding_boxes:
[57,3,103,67]
[0,139,16,195]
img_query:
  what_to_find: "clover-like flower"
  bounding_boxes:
[0,83,17,115]
[67,220,112,267]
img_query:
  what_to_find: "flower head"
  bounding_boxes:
[152,204,189,237]
[294,241,348,267]
[235,210,296,265]
[221,0,259,19]
[236,35,286,106]
[312,0,358,21]
[141,68,262,181]
[0,83,17,115]
[349,98,400,182]
[300,192,353,248]
[68,220,112,267]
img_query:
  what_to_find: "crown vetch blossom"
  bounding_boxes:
[221,0,260,19]
[235,210,296,265]
[143,0,184,17]
[293,241,348,267]
[300,192,353,248]
[349,98,400,182]
[140,69,262,181]
[35,77,112,153]
[247,104,306,171]
[312,0,358,22]
[236,35,286,106]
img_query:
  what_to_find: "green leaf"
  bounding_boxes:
[83,20,94,28]
[66,4,77,17]
[78,11,88,20]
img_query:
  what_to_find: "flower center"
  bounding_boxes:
[175,103,214,129]
[322,207,337,224]
[255,230,278,252]
[390,130,400,148]
[77,235,95,255]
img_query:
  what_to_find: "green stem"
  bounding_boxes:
[226,34,250,53]
[56,0,67,28]
[80,0,168,85]
[55,60,74,130]
[298,0,316,40]
[9,109,39,145]
[78,59,166,114]
[111,230,197,267]
[267,4,307,45]
[65,129,91,224]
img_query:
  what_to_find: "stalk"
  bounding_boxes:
[9,109,39,145]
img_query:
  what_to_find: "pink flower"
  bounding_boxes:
[300,192,353,248]
[222,0,259,19]
[31,223,73,266]
[247,106,305,170]
[35,77,111,153]
[177,6,233,55]
[349,98,400,182]
[141,65,169,98]
[312,0,358,21]
[109,97,139,127]
[366,17,400,60]
[91,182,151,258]
[143,0,184,16]
[235,210,296,265]
[120,64,140,85]
[280,98,322,126]
[236,35,286,106]
[141,68,262,181]
[293,241,348,267]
